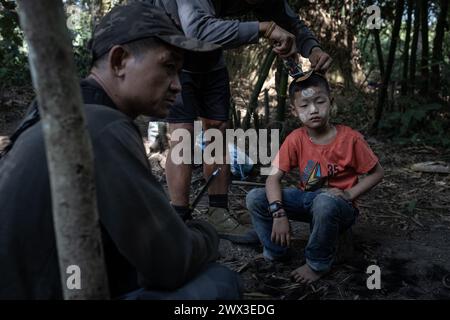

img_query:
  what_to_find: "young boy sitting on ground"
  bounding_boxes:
[246,73,384,284]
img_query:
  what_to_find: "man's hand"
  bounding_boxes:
[271,213,291,247]
[326,188,352,201]
[260,22,297,58]
[0,136,11,152]
[309,47,332,72]
[270,25,297,58]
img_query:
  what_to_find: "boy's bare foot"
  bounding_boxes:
[290,264,325,284]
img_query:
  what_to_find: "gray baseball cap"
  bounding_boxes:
[88,1,220,59]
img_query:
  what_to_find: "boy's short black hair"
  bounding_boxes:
[288,73,331,100]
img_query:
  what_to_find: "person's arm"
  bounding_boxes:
[93,118,219,290]
[258,0,332,71]
[327,133,384,201]
[265,131,301,248]
[175,0,296,55]
[176,0,259,49]
[347,162,384,200]
[266,167,291,247]
[327,162,384,201]
[259,21,297,58]
[266,167,284,204]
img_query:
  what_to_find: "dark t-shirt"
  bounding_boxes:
[0,80,219,299]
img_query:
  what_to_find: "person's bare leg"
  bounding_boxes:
[290,264,326,284]
[199,118,257,244]
[201,118,230,196]
[166,122,194,206]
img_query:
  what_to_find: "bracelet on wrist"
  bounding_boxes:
[264,21,276,39]
[272,209,287,219]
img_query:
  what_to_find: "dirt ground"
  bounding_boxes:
[2,87,450,300]
[186,141,450,300]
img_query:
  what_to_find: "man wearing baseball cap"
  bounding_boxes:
[0,2,241,300]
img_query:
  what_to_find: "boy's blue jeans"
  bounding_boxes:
[246,188,358,272]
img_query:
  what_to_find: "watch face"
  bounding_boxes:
[269,202,282,213]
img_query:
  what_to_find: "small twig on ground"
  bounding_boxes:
[237,261,251,273]
[232,180,266,187]
[244,292,273,299]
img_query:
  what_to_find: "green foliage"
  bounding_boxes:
[0,1,94,87]
[0,1,30,86]
[65,2,94,78]
[379,99,450,147]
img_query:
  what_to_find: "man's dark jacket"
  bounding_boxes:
[0,79,219,299]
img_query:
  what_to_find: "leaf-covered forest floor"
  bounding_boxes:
[167,141,450,300]
[1,86,450,300]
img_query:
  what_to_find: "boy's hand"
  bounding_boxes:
[271,213,291,247]
[326,188,352,201]
[309,47,332,72]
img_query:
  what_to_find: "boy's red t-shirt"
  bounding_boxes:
[273,125,378,191]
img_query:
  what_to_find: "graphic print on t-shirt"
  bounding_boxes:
[302,160,328,191]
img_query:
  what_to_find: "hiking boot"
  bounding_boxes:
[207,207,259,244]
[237,211,253,225]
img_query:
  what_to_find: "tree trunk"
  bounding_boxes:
[372,29,385,79]
[419,0,429,95]
[264,89,270,125]
[244,48,276,129]
[275,58,288,122]
[431,0,449,99]
[230,98,240,128]
[409,0,420,95]
[372,0,405,133]
[16,0,109,299]
[401,0,413,96]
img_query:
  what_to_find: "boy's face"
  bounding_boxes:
[292,85,331,129]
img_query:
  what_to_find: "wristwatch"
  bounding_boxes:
[268,201,283,215]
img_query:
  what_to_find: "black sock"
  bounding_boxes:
[209,194,228,209]
[172,205,192,221]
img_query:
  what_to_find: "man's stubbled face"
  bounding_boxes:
[119,43,183,118]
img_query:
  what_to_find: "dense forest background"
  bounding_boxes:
[0,0,449,145]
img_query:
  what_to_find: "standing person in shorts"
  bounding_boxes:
[151,0,332,244]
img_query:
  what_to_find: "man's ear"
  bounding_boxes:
[108,45,130,78]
